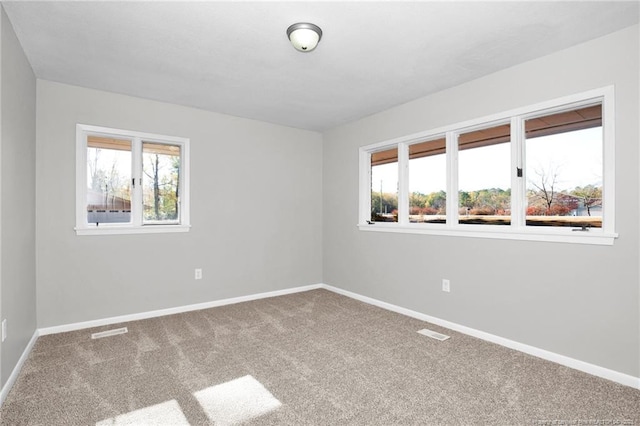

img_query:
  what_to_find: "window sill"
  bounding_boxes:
[75,224,191,236]
[357,223,617,245]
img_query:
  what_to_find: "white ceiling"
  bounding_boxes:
[3,1,639,131]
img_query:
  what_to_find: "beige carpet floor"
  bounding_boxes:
[1,289,639,425]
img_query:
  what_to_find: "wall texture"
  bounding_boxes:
[322,25,639,377]
[0,6,37,387]
[36,81,323,328]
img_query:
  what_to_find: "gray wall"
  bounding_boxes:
[0,6,37,387]
[36,81,323,328]
[322,25,639,377]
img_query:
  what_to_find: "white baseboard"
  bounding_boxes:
[38,284,323,336]
[13,281,639,403]
[0,330,39,406]
[2,284,323,408]
[322,284,640,390]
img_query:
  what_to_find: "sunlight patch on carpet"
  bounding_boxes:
[96,399,189,425]
[194,375,282,424]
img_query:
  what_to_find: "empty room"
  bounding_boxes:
[0,1,639,424]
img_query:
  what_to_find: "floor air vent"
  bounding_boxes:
[91,327,128,339]
[418,328,450,341]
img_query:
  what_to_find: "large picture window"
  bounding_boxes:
[76,124,190,235]
[358,87,615,245]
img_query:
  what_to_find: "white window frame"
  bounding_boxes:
[75,124,191,235]
[358,86,617,245]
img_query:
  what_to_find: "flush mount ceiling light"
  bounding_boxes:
[287,22,322,52]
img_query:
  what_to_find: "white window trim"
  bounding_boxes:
[358,86,617,246]
[75,124,191,236]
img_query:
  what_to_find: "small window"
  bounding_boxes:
[76,125,190,235]
[408,137,446,224]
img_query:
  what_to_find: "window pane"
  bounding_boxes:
[458,124,511,225]
[408,138,446,224]
[86,136,132,224]
[525,104,602,228]
[143,142,181,223]
[371,147,398,222]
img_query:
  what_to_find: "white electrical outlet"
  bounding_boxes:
[1,319,6,342]
[195,268,203,280]
[442,279,450,293]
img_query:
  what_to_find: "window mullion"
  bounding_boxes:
[178,141,189,226]
[359,148,372,224]
[397,143,409,225]
[511,116,525,228]
[76,130,89,228]
[602,91,615,234]
[132,137,143,227]
[446,131,458,227]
